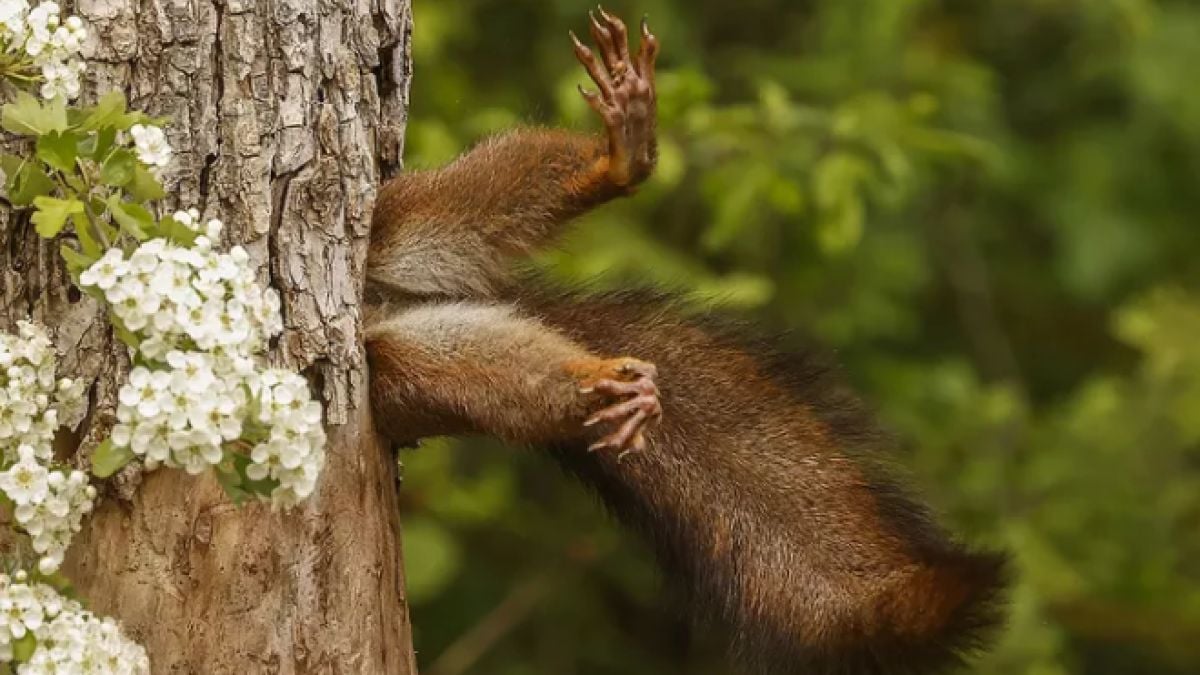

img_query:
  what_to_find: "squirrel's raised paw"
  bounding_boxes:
[570,357,662,458]
[571,7,659,188]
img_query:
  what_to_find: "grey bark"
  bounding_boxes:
[0,0,417,672]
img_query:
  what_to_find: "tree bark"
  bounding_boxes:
[0,0,417,672]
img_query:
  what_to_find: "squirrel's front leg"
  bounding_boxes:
[367,12,659,299]
[366,302,660,455]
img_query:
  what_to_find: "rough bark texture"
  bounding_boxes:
[0,0,417,672]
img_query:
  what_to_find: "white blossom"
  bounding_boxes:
[0,324,91,573]
[0,447,48,504]
[0,572,149,674]
[0,2,87,101]
[79,233,326,508]
[80,236,283,359]
[37,51,82,99]
[78,248,126,291]
[172,208,200,230]
[129,123,172,169]
[245,368,326,507]
[0,0,28,42]
[0,322,85,464]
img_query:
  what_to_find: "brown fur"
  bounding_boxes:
[517,288,1007,674]
[369,130,619,299]
[363,13,1006,671]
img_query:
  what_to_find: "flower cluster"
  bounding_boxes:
[0,446,96,574]
[0,323,92,574]
[0,322,84,464]
[80,228,325,508]
[244,369,326,507]
[79,232,282,361]
[0,571,149,673]
[0,2,87,100]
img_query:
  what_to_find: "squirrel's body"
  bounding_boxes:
[366,11,1006,673]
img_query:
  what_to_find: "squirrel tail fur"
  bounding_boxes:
[520,288,1008,674]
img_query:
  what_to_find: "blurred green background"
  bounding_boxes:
[395,1,1200,673]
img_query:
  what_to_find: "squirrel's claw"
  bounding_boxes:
[573,357,662,457]
[571,30,614,99]
[590,408,650,455]
[636,17,659,80]
[571,9,659,187]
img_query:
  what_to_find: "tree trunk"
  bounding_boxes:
[0,0,417,672]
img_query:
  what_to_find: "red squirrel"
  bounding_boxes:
[365,10,1007,674]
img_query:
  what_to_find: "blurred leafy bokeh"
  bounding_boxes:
[397,1,1200,673]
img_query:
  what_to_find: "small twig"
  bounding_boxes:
[426,575,555,675]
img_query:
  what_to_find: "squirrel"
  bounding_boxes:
[364,9,1007,675]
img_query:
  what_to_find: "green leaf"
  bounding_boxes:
[126,163,166,202]
[240,471,280,498]
[59,242,97,276]
[110,317,140,350]
[91,438,135,479]
[215,454,250,505]
[0,152,24,179]
[77,126,116,160]
[70,213,102,258]
[62,173,86,192]
[30,196,84,238]
[43,95,68,132]
[36,130,80,173]
[7,162,55,206]
[11,632,35,663]
[1,91,48,135]
[99,148,136,186]
[30,570,76,599]
[107,196,155,240]
[76,90,127,131]
[159,214,198,246]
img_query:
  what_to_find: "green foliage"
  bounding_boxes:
[30,196,83,238]
[11,633,35,663]
[213,451,282,506]
[399,0,1200,672]
[90,439,134,479]
[0,90,169,274]
[1,92,66,136]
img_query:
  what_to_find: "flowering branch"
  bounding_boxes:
[0,2,331,671]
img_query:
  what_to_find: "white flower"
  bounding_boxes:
[0,321,85,471]
[173,208,201,230]
[22,2,56,58]
[76,230,323,508]
[0,0,29,41]
[0,453,93,573]
[38,56,81,100]
[5,3,87,101]
[78,249,126,291]
[0,450,48,505]
[0,573,149,673]
[129,124,172,169]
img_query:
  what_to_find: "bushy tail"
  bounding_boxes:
[782,548,1009,674]
[521,287,1009,674]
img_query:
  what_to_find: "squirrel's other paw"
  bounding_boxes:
[569,357,662,458]
[570,8,659,187]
